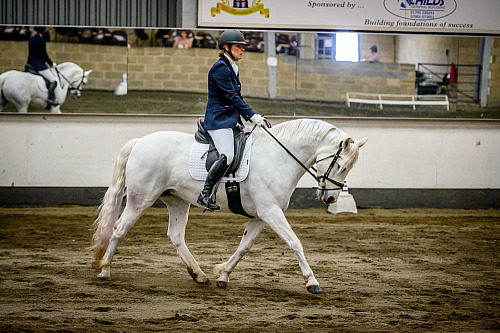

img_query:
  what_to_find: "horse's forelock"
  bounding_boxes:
[342,139,360,169]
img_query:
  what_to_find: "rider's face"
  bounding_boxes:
[226,44,245,61]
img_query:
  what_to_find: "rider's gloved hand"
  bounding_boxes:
[51,62,57,68]
[250,114,266,127]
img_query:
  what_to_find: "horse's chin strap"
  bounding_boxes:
[260,125,344,191]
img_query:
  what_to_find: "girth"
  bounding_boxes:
[194,118,251,175]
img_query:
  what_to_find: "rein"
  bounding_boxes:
[260,125,344,190]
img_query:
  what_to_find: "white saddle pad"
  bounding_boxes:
[188,136,252,182]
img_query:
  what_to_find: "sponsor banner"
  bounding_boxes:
[198,0,500,34]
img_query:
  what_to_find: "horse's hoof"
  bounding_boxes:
[216,280,230,290]
[307,285,323,294]
[97,275,111,281]
[195,275,211,285]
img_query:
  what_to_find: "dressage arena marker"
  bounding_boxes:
[328,181,358,214]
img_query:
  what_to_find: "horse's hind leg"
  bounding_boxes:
[10,100,28,113]
[214,218,266,289]
[162,195,210,285]
[17,104,28,113]
[98,200,149,280]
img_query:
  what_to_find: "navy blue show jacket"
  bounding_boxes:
[203,55,255,131]
[27,35,53,71]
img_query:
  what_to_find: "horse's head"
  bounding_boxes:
[314,137,368,204]
[56,63,92,99]
[69,69,92,99]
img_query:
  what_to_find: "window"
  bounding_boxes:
[335,33,359,62]
[317,33,334,59]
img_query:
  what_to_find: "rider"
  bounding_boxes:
[197,29,266,211]
[27,26,59,108]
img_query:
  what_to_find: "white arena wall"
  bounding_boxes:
[1,114,499,209]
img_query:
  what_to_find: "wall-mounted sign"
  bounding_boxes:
[198,0,500,35]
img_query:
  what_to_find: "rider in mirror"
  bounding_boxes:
[197,29,266,211]
[27,26,59,108]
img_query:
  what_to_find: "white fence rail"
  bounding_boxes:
[346,92,449,111]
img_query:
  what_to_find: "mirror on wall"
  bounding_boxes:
[0,25,495,118]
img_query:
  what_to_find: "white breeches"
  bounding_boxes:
[38,69,57,84]
[208,128,234,164]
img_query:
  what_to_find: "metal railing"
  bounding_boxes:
[417,63,482,104]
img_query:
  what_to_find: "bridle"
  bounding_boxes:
[55,67,86,95]
[312,145,344,190]
[259,124,346,191]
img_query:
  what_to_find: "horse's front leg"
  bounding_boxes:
[214,218,265,289]
[259,206,322,294]
[49,105,62,113]
[162,195,210,285]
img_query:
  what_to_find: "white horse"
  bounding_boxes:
[91,119,368,293]
[0,62,92,113]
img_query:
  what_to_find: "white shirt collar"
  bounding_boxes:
[224,53,238,76]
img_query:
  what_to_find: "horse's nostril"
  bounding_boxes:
[327,196,335,204]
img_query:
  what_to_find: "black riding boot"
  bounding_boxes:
[197,154,228,211]
[47,81,59,108]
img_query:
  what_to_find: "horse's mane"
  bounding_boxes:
[254,119,346,146]
[56,62,85,82]
[254,118,359,166]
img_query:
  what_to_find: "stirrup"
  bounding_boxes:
[197,193,220,212]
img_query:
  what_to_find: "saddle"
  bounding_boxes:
[194,118,251,175]
[24,64,51,89]
[193,118,254,218]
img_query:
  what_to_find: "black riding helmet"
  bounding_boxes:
[34,26,46,34]
[218,29,248,49]
[218,29,248,61]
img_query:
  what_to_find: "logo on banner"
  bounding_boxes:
[384,0,457,20]
[211,0,270,18]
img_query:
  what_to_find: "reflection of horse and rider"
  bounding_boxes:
[26,26,59,108]
[0,27,91,113]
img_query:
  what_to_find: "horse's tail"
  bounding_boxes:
[90,138,139,264]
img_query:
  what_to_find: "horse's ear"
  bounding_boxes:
[355,137,369,148]
[343,138,353,150]
[85,70,93,76]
